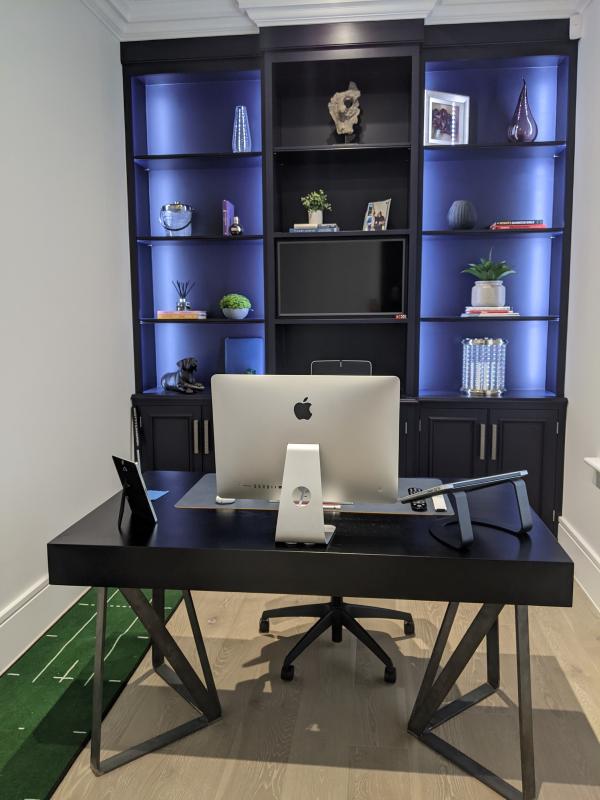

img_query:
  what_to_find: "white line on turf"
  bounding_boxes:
[54,660,79,684]
[109,679,121,683]
[46,634,58,638]
[73,730,87,734]
[7,672,20,676]
[18,726,25,730]
[32,590,119,684]
[84,609,140,687]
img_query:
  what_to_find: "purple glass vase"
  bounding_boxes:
[507,78,538,143]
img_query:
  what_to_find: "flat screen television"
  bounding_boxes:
[277,238,406,316]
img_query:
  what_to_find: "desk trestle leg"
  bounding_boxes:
[90,587,221,776]
[408,603,536,800]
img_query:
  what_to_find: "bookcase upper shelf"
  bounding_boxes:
[423,142,566,161]
[134,152,262,170]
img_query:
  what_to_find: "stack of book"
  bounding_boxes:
[461,306,520,318]
[289,223,340,233]
[489,219,547,230]
[157,310,207,320]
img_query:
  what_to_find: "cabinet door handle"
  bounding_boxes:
[479,424,486,461]
[203,419,210,455]
[193,419,199,455]
[491,423,498,461]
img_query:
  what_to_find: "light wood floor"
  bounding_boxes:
[54,584,600,799]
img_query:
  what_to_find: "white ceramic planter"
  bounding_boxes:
[471,280,506,308]
[308,209,323,226]
[223,307,250,320]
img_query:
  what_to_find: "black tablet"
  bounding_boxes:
[112,456,157,524]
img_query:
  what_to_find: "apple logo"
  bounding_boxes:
[294,397,312,420]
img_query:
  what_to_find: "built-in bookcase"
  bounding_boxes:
[419,54,571,397]
[266,45,420,389]
[128,68,265,392]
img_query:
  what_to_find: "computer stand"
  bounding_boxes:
[430,477,533,550]
[275,443,336,545]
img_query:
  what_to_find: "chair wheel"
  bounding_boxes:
[281,664,295,682]
[404,620,415,636]
[259,618,269,634]
[384,666,396,684]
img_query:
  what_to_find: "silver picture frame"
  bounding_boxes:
[424,90,470,145]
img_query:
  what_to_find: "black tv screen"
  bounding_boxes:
[277,239,406,316]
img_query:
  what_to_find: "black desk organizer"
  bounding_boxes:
[430,475,533,549]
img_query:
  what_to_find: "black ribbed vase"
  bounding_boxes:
[447,200,478,230]
[507,78,538,143]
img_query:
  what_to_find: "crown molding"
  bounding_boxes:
[81,0,258,40]
[81,0,590,40]
[238,0,437,26]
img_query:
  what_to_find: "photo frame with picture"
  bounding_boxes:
[424,90,470,145]
[363,199,391,231]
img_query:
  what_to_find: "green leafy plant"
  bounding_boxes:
[300,189,332,212]
[219,293,252,310]
[461,249,516,281]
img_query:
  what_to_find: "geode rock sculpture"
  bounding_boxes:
[328,81,361,141]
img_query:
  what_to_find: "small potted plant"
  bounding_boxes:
[219,293,252,320]
[462,250,516,307]
[300,189,332,226]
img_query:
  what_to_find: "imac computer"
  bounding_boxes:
[211,374,400,545]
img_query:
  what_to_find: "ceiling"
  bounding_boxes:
[81,0,591,40]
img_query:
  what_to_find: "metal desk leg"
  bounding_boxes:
[408,603,537,800]
[90,587,220,776]
[151,589,165,669]
[516,606,536,800]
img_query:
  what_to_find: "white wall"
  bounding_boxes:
[0,0,131,668]
[559,0,600,610]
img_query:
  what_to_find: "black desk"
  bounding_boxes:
[48,471,573,800]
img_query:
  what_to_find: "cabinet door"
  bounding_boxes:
[400,403,418,477]
[138,405,203,472]
[419,407,488,479]
[201,406,216,474]
[488,408,557,528]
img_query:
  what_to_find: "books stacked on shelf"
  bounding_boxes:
[157,310,207,320]
[289,223,340,233]
[489,219,547,230]
[461,306,520,318]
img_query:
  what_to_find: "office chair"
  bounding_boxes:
[259,359,415,684]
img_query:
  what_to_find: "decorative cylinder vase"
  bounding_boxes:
[471,280,506,308]
[507,78,538,143]
[308,210,323,226]
[447,200,477,230]
[461,338,507,397]
[232,105,252,153]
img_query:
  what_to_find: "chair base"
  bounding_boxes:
[259,596,415,683]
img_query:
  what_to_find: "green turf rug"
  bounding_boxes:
[0,588,182,800]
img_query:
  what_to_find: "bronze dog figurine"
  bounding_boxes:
[161,357,204,394]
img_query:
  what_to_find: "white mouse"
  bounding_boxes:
[215,495,236,505]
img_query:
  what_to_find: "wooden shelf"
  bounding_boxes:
[420,316,560,322]
[423,141,566,161]
[418,390,559,400]
[134,152,262,170]
[422,228,564,238]
[274,229,410,240]
[137,235,263,244]
[273,143,411,154]
[139,318,265,324]
[275,316,408,325]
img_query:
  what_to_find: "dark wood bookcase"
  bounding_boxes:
[123,19,577,531]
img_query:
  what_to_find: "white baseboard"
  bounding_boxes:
[558,516,600,612]
[0,579,87,673]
